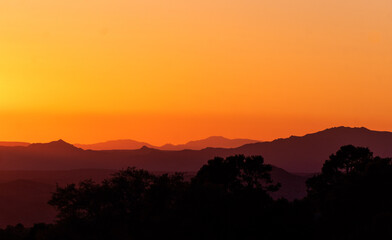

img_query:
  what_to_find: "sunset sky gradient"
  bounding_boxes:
[1,0,391,145]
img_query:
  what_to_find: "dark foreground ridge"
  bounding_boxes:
[0,146,391,240]
[0,167,306,227]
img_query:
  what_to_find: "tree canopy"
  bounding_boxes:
[1,149,391,240]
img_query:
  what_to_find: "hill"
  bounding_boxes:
[234,126,392,172]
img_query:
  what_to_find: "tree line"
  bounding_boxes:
[1,145,391,239]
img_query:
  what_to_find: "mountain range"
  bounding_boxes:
[1,126,392,227]
[73,136,260,150]
[1,127,392,173]
[1,137,259,151]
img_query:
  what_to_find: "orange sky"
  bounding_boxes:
[0,0,391,145]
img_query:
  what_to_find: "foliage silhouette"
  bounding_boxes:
[193,155,280,193]
[0,149,391,240]
[307,145,392,240]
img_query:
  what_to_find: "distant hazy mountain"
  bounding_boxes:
[0,127,391,173]
[75,140,155,150]
[74,136,259,151]
[158,136,260,150]
[268,166,308,200]
[0,141,30,147]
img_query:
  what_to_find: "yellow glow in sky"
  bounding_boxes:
[0,0,391,144]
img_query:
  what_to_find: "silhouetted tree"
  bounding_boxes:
[47,156,281,240]
[307,145,392,240]
[193,155,280,193]
[184,155,281,239]
[48,168,187,240]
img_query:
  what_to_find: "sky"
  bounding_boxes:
[0,0,391,145]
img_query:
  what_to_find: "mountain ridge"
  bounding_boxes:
[27,139,82,152]
[0,126,391,173]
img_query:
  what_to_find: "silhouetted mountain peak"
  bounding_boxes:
[133,145,158,154]
[54,139,67,144]
[28,140,80,152]
[47,139,74,147]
